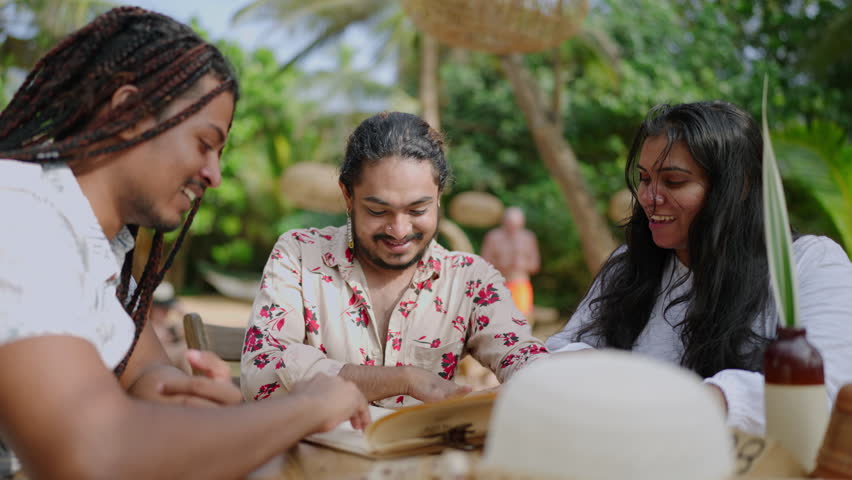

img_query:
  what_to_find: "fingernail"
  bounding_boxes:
[186,349,201,361]
[156,382,164,393]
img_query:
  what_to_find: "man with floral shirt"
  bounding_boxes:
[242,112,549,407]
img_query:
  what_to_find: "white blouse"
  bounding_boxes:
[546,236,852,435]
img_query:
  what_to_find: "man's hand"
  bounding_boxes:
[290,374,371,433]
[129,350,242,407]
[404,366,472,403]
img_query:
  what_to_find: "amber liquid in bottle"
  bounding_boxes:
[764,326,830,473]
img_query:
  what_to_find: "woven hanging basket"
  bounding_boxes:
[401,0,588,54]
[280,162,345,214]
[449,191,504,228]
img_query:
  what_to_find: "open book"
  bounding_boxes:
[304,392,497,459]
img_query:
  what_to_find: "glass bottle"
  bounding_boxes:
[764,326,830,473]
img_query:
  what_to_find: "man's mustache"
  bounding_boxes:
[372,232,424,243]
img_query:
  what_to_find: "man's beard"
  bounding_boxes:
[352,210,437,271]
[129,196,182,232]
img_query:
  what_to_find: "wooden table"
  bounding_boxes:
[246,443,482,480]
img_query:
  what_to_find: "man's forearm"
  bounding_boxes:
[338,364,410,402]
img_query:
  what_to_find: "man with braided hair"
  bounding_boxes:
[0,7,368,479]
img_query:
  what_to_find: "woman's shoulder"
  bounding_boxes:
[793,235,850,265]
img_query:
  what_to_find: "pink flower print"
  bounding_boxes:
[254,382,280,400]
[260,303,288,331]
[254,353,271,369]
[387,331,402,351]
[321,275,333,283]
[345,247,354,264]
[500,354,518,369]
[433,296,447,313]
[243,326,263,354]
[304,307,320,334]
[429,258,442,272]
[473,283,500,306]
[465,279,483,298]
[360,348,375,366]
[291,231,315,244]
[452,316,466,334]
[266,335,287,352]
[349,288,366,308]
[520,344,548,356]
[270,249,283,260]
[451,255,475,269]
[414,280,433,294]
[475,315,490,332]
[413,336,441,348]
[322,252,336,265]
[512,317,528,326]
[398,301,417,318]
[439,352,458,379]
[274,358,285,369]
[310,228,333,241]
[319,344,328,354]
[495,332,520,347]
[260,274,269,290]
[396,395,405,405]
[353,307,370,328]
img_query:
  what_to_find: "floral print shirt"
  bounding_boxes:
[241,225,549,407]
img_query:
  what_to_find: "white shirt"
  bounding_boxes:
[0,160,135,369]
[546,236,852,435]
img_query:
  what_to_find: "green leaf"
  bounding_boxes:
[762,76,800,328]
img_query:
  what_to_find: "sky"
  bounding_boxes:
[127,0,395,83]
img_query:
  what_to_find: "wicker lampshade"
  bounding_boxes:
[280,162,345,214]
[401,0,588,54]
[448,191,504,228]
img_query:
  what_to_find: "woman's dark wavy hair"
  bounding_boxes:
[575,101,772,378]
[340,111,452,194]
[0,7,240,376]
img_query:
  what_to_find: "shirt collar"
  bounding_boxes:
[321,225,444,282]
[43,162,135,277]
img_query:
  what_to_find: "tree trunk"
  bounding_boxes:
[500,54,616,275]
[419,34,441,130]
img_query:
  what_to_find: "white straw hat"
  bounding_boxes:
[479,350,734,480]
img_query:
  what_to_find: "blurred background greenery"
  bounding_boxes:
[2,0,849,316]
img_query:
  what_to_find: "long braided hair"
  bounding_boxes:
[0,7,240,376]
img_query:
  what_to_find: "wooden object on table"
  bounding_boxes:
[183,312,243,385]
[812,383,852,478]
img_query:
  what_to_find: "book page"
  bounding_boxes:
[304,405,395,457]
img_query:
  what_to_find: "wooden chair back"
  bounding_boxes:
[183,312,244,384]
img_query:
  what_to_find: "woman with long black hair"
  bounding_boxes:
[546,101,852,434]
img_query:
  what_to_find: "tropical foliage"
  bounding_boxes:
[1,0,849,312]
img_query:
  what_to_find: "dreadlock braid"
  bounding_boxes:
[0,6,240,377]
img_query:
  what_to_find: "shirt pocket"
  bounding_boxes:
[408,339,464,381]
